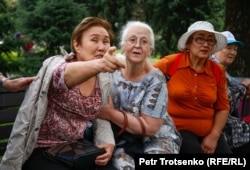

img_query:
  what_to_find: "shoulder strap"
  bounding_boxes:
[168,53,182,76]
[210,61,220,84]
[167,54,220,84]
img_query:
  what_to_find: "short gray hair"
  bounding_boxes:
[119,21,155,49]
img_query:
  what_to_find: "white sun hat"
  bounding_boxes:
[221,31,244,46]
[177,21,227,52]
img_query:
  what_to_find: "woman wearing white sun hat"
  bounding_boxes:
[210,31,250,154]
[154,21,232,154]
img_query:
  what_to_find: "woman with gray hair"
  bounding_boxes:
[210,31,250,153]
[98,20,181,169]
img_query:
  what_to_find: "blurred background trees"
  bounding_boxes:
[0,0,249,77]
[224,0,250,77]
[0,0,19,76]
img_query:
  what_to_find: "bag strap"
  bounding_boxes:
[46,142,71,156]
[210,61,220,84]
[168,53,182,77]
[241,95,249,117]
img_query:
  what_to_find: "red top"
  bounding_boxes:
[36,62,102,147]
[22,41,34,52]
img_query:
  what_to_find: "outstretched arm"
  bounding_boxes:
[0,73,35,92]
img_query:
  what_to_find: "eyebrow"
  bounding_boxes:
[89,34,110,38]
[195,32,215,38]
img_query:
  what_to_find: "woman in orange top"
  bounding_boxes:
[154,21,232,154]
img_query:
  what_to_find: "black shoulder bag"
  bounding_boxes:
[43,139,105,170]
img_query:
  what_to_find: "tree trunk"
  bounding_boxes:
[226,0,250,77]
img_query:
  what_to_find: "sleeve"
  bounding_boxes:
[153,53,178,76]
[215,67,230,110]
[50,62,69,92]
[227,76,247,114]
[153,56,169,75]
[93,73,115,145]
[92,118,115,145]
[141,71,168,118]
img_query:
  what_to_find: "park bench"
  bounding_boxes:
[0,88,25,160]
[0,77,249,162]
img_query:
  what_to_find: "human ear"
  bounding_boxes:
[73,40,80,52]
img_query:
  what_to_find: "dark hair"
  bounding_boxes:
[14,32,22,39]
[70,17,114,52]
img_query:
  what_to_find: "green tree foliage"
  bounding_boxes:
[8,0,88,76]
[82,0,135,46]
[15,0,88,56]
[0,0,15,37]
[143,0,225,57]
[0,0,20,75]
[76,0,225,57]
[1,0,228,76]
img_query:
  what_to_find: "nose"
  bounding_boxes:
[98,42,107,50]
[134,39,141,47]
[230,49,237,54]
[203,40,209,46]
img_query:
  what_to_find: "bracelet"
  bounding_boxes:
[136,117,146,136]
[240,83,247,88]
[117,110,128,136]
[0,77,8,88]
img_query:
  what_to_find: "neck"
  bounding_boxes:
[122,61,153,82]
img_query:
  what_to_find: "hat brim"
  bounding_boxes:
[227,40,244,46]
[177,29,227,52]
